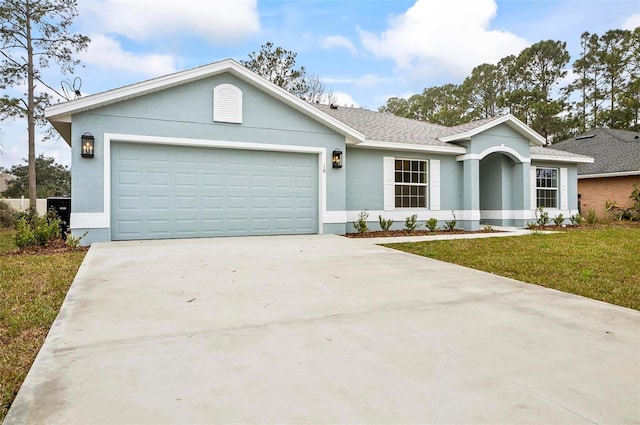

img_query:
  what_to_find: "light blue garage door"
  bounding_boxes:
[111,142,318,240]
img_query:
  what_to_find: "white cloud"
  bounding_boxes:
[320,35,357,54]
[322,91,360,108]
[323,74,395,87]
[80,34,177,76]
[623,13,640,30]
[358,0,528,78]
[81,0,260,44]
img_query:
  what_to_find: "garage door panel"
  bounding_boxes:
[115,195,143,211]
[147,195,170,209]
[202,196,222,210]
[147,172,170,187]
[177,173,198,186]
[202,173,223,187]
[111,143,318,240]
[148,149,171,163]
[116,220,144,237]
[116,171,143,187]
[176,196,198,210]
[146,219,173,238]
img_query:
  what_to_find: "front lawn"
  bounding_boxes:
[385,224,640,310]
[0,229,87,421]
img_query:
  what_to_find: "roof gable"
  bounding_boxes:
[439,114,546,146]
[45,59,364,144]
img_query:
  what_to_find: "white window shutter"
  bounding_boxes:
[429,159,440,211]
[560,168,568,210]
[530,166,537,209]
[383,157,395,210]
[213,84,242,124]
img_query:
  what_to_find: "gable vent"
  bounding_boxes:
[213,83,242,124]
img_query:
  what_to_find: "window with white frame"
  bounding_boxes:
[395,159,428,208]
[536,167,558,208]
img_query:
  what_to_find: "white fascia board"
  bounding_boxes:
[353,140,466,154]
[439,114,546,146]
[530,154,594,164]
[579,170,640,179]
[45,58,365,143]
[46,59,239,118]
[456,145,530,163]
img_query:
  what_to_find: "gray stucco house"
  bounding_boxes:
[45,59,593,244]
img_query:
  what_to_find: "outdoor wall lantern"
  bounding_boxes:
[332,148,343,168]
[81,133,95,158]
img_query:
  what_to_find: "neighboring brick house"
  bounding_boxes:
[551,129,640,218]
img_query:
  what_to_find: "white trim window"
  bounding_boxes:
[536,167,558,208]
[395,159,428,208]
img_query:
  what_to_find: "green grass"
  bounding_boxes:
[385,224,640,311]
[0,229,87,421]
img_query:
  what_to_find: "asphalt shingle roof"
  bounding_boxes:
[550,129,640,175]
[312,104,451,147]
[312,104,589,161]
[441,115,504,136]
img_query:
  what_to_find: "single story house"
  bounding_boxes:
[551,129,640,218]
[45,59,593,245]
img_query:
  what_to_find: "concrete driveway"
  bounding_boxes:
[5,235,640,424]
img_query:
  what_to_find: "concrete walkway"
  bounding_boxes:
[4,234,640,424]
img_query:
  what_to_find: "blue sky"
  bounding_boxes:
[1,0,639,169]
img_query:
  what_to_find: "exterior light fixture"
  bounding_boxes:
[81,133,94,158]
[332,149,343,168]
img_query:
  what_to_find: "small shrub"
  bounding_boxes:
[404,214,419,232]
[569,211,583,226]
[14,217,35,249]
[605,199,621,221]
[616,209,632,221]
[0,199,16,227]
[526,221,537,229]
[585,209,598,225]
[483,224,493,232]
[33,210,62,245]
[353,210,369,234]
[425,217,438,232]
[14,209,35,228]
[535,207,550,227]
[378,215,393,232]
[13,209,62,249]
[443,211,457,232]
[66,231,89,248]
[552,214,564,227]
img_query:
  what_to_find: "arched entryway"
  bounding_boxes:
[479,152,517,225]
[476,147,530,227]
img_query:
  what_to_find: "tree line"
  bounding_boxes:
[379,28,640,143]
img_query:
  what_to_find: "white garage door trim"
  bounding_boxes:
[71,133,328,237]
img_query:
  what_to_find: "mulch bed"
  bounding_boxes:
[1,239,88,256]
[344,229,500,238]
